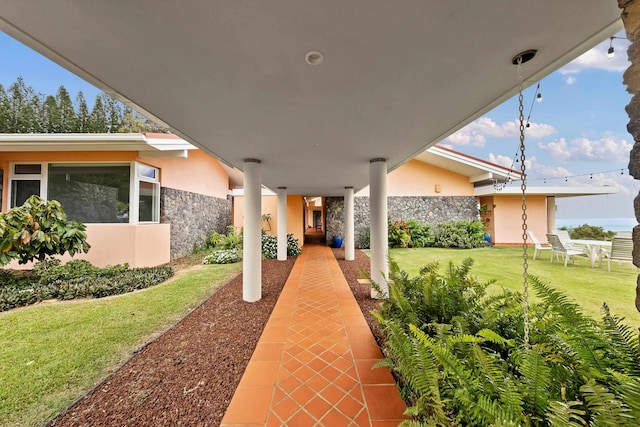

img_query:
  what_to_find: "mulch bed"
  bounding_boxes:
[48,247,379,427]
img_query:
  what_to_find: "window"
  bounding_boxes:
[136,163,160,223]
[9,164,45,207]
[48,164,131,223]
[7,161,160,224]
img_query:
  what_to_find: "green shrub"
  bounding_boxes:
[373,258,640,426]
[209,225,242,249]
[432,219,485,248]
[389,219,411,248]
[356,225,370,249]
[203,249,242,264]
[261,233,302,259]
[0,195,90,266]
[0,261,173,312]
[404,220,433,248]
[569,224,611,240]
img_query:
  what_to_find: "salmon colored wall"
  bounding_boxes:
[492,195,548,245]
[232,195,305,245]
[356,159,474,197]
[5,223,170,269]
[0,150,230,211]
[142,150,229,198]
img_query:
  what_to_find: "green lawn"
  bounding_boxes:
[388,246,639,324]
[0,263,241,427]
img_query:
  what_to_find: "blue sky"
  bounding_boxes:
[0,31,636,220]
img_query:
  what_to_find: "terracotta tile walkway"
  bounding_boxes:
[221,244,408,426]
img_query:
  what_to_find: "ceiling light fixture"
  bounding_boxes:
[305,50,324,65]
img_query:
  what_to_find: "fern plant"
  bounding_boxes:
[373,258,640,426]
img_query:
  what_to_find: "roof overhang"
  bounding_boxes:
[0,133,196,158]
[415,146,520,185]
[0,2,623,196]
[474,185,620,198]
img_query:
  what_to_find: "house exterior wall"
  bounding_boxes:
[160,187,232,258]
[232,194,305,246]
[355,159,475,197]
[0,149,233,265]
[6,223,170,269]
[143,150,229,199]
[491,194,549,246]
[325,195,479,246]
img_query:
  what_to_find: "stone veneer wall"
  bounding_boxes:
[325,196,479,247]
[160,187,232,259]
[618,0,640,314]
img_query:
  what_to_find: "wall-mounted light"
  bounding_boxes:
[607,36,627,59]
[435,184,441,193]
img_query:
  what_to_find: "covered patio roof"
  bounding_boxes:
[0,2,623,195]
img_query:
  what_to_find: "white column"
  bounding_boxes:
[344,186,355,261]
[243,159,262,302]
[369,158,388,298]
[547,196,556,233]
[277,187,288,261]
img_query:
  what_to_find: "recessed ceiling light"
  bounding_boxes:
[311,143,319,148]
[305,51,324,65]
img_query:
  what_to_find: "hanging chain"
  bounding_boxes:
[517,58,530,346]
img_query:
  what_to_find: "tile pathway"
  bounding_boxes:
[220,244,408,426]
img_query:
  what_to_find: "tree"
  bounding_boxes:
[43,94,61,133]
[87,94,107,132]
[56,86,76,132]
[0,195,90,266]
[74,91,89,132]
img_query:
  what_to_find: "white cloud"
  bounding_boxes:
[487,153,515,168]
[538,136,632,162]
[559,37,630,75]
[445,117,556,147]
[565,76,576,85]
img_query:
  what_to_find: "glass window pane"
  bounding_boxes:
[48,164,130,223]
[11,180,40,207]
[138,164,157,180]
[14,164,42,174]
[138,181,158,222]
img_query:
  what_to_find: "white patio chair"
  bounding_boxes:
[598,237,634,272]
[554,229,579,250]
[527,230,551,260]
[546,233,588,267]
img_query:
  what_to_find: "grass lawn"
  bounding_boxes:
[389,246,640,324]
[0,262,241,427]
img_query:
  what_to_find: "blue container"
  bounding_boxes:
[333,237,343,248]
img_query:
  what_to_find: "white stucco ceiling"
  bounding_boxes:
[0,1,623,196]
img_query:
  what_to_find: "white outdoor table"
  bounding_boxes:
[569,239,612,268]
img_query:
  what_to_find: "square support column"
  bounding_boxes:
[546,196,556,233]
[344,186,355,261]
[369,158,388,298]
[277,187,288,261]
[243,159,262,302]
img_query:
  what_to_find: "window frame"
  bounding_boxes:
[7,161,161,225]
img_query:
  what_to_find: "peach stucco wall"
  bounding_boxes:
[143,150,229,198]
[357,159,474,197]
[233,195,305,245]
[490,195,549,246]
[5,223,171,269]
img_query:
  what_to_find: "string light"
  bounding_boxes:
[494,168,626,187]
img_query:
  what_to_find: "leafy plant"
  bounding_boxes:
[203,249,242,264]
[404,220,433,248]
[209,225,242,250]
[0,195,90,265]
[569,224,612,241]
[0,259,173,311]
[373,257,640,426]
[389,218,411,248]
[432,219,485,248]
[261,233,302,259]
[356,225,371,249]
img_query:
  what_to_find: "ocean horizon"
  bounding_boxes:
[556,217,636,232]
